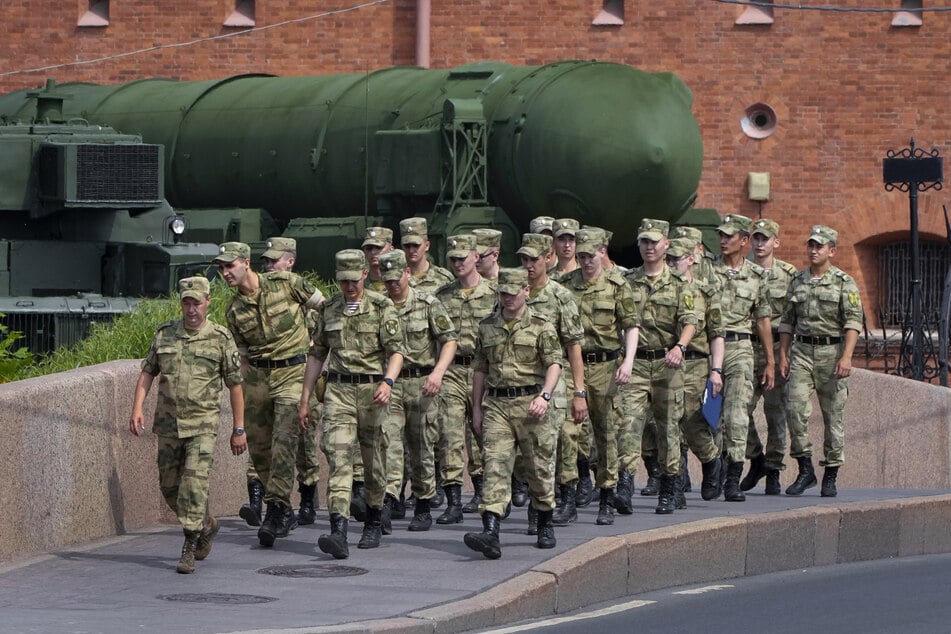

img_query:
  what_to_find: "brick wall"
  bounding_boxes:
[3,0,949,328]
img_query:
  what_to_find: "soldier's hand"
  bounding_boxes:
[471,408,484,437]
[779,355,790,379]
[373,382,392,405]
[298,403,311,430]
[761,364,775,391]
[709,371,723,396]
[834,357,852,379]
[230,431,248,456]
[129,412,146,436]
[422,374,443,397]
[614,361,633,385]
[528,396,548,418]
[571,397,588,424]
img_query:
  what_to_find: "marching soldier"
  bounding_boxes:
[473,227,503,282]
[400,217,454,293]
[362,226,395,293]
[550,218,580,280]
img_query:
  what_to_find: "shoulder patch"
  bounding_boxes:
[384,319,400,336]
[434,314,452,331]
[848,292,860,307]
[621,297,637,314]
[684,292,694,310]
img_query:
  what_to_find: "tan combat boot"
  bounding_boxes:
[176,530,200,574]
[194,516,219,561]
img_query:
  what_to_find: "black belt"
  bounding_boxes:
[487,385,541,398]
[750,330,780,343]
[683,350,709,360]
[795,334,843,346]
[581,350,620,364]
[400,366,434,379]
[248,354,307,369]
[326,372,384,384]
[723,332,751,342]
[635,348,668,360]
[454,355,473,366]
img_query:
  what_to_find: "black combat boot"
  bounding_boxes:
[462,475,484,513]
[786,456,818,496]
[674,473,687,509]
[381,493,397,535]
[820,466,839,497]
[764,469,781,495]
[350,481,368,522]
[723,461,746,502]
[357,507,383,549]
[436,484,464,524]
[553,484,577,526]
[700,455,723,501]
[297,482,318,525]
[258,502,281,547]
[391,485,406,520]
[464,512,502,559]
[740,453,767,492]
[526,503,539,535]
[681,446,692,492]
[655,474,676,515]
[511,476,529,508]
[176,530,200,574]
[408,497,433,531]
[432,464,445,508]
[575,457,595,507]
[239,479,265,527]
[596,488,615,525]
[614,470,635,515]
[536,509,556,549]
[317,513,349,559]
[640,456,661,496]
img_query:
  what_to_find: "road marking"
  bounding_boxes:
[479,599,657,633]
[672,584,735,595]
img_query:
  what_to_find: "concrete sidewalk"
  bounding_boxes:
[3,489,950,634]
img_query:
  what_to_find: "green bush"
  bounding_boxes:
[0,317,33,383]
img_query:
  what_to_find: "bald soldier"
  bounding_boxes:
[400,217,454,294]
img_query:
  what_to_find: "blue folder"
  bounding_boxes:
[701,379,722,431]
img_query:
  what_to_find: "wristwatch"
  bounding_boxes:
[676,343,687,354]
[383,377,395,387]
[711,367,723,375]
[232,428,246,436]
[573,390,587,398]
[541,391,552,401]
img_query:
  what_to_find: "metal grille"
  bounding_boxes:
[0,296,136,355]
[76,144,160,201]
[879,241,951,327]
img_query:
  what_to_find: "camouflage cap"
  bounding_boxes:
[717,213,752,236]
[808,224,838,245]
[379,249,408,281]
[752,218,780,238]
[637,218,670,242]
[362,226,394,248]
[672,225,703,246]
[529,216,556,234]
[603,229,615,246]
[497,267,529,294]
[666,237,694,259]
[261,236,297,260]
[178,276,210,301]
[553,218,580,238]
[213,241,251,263]
[446,234,477,259]
[575,228,604,255]
[399,217,428,246]
[335,249,367,281]
[516,232,553,259]
[472,228,503,254]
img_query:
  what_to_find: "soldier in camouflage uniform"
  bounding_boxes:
[362,226,395,293]
[464,268,563,559]
[216,242,325,547]
[401,217,454,294]
[561,228,639,525]
[779,225,863,498]
[129,276,246,574]
[548,218,580,281]
[738,220,798,495]
[617,220,698,515]
[529,216,558,271]
[713,214,775,503]
[435,234,498,524]
[299,249,404,559]
[379,249,458,532]
[672,225,718,287]
[473,228,502,282]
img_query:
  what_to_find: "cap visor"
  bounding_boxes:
[637,231,664,242]
[497,285,522,295]
[401,237,425,246]
[716,225,739,236]
[336,271,364,281]
[261,249,283,259]
[446,250,470,259]
[516,246,543,258]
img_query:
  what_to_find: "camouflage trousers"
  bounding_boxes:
[386,375,439,500]
[436,364,474,487]
[157,433,215,533]
[246,395,321,487]
[680,357,720,464]
[480,394,557,516]
[617,358,685,476]
[746,341,788,470]
[516,375,568,484]
[786,342,848,467]
[321,381,389,516]
[243,365,305,507]
[721,339,755,464]
[579,359,619,489]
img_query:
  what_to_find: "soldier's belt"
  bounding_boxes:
[487,385,541,398]
[683,350,709,360]
[723,331,751,342]
[400,366,434,379]
[454,355,473,366]
[326,372,384,384]
[749,329,780,343]
[634,348,668,360]
[795,334,843,346]
[248,354,307,369]
[581,350,620,364]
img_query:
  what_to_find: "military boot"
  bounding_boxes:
[432,464,445,509]
[317,513,349,560]
[526,503,538,536]
[786,456,818,496]
[408,497,433,531]
[350,481,367,522]
[194,516,219,561]
[680,446,692,492]
[655,474,676,515]
[536,509,556,549]
[614,470,635,515]
[391,491,406,520]
[239,479,265,527]
[640,456,661,496]
[723,461,746,502]
[436,484,464,524]
[596,488,615,525]
[764,469,781,495]
[700,455,723,501]
[575,457,595,508]
[740,453,767,492]
[176,530,200,574]
[297,482,318,525]
[674,473,687,509]
[358,506,383,549]
[820,466,839,497]
[258,502,281,547]
[462,474,484,513]
[553,483,577,526]
[381,493,397,535]
[463,512,502,559]
[511,476,529,508]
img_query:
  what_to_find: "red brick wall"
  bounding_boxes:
[2,0,949,327]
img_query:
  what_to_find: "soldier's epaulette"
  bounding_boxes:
[417,290,439,305]
[790,269,809,284]
[435,279,459,296]
[702,250,717,262]
[209,322,232,338]
[156,319,178,333]
[606,268,629,285]
[747,260,767,278]
[669,268,689,282]
[529,314,548,327]
[833,268,853,283]
[261,270,294,284]
[776,259,798,276]
[364,288,392,307]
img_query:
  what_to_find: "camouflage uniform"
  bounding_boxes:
[400,216,455,294]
